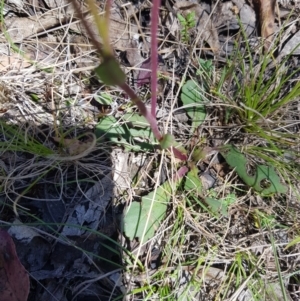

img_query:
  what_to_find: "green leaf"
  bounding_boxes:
[123,180,178,243]
[29,94,39,102]
[181,80,206,131]
[121,113,149,128]
[184,166,232,217]
[95,114,156,151]
[95,57,126,86]
[285,236,300,249]
[220,145,287,195]
[95,115,124,137]
[192,148,207,161]
[204,197,229,217]
[94,93,113,105]
[41,67,54,73]
[197,59,213,76]
[184,165,202,194]
[186,12,196,27]
[177,13,186,25]
[159,133,175,149]
[196,59,213,91]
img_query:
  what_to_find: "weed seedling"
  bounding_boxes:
[177,12,196,43]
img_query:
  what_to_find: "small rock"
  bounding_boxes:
[200,172,216,189]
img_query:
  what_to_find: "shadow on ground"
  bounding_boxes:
[0,120,124,301]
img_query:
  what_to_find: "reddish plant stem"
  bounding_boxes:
[171,147,187,161]
[174,166,189,180]
[150,0,161,117]
[70,0,188,161]
[120,83,162,141]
